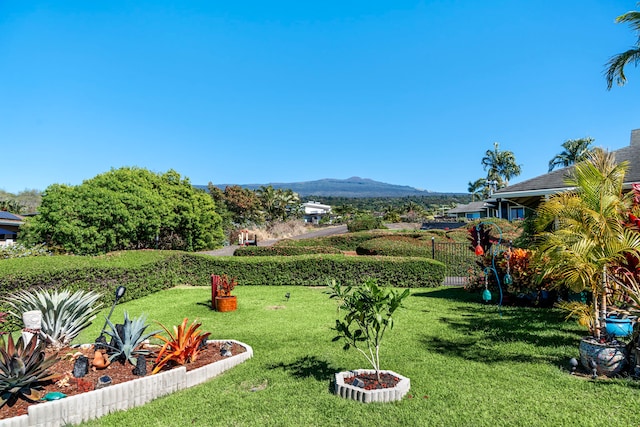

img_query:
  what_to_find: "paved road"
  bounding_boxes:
[200,225,348,256]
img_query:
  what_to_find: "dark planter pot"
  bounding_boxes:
[215,296,237,312]
[579,338,628,376]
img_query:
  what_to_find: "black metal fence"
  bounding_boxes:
[428,239,474,286]
[428,239,509,286]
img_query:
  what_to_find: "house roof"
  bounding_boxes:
[448,200,494,214]
[0,211,22,221]
[494,129,640,200]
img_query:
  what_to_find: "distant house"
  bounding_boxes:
[0,211,24,246]
[446,200,496,220]
[302,201,332,224]
[489,128,640,220]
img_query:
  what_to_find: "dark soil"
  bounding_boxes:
[0,341,246,420]
[344,372,400,390]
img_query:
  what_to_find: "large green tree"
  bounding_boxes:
[21,168,224,254]
[548,137,595,172]
[605,9,640,89]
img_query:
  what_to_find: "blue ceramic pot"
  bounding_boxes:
[605,317,635,338]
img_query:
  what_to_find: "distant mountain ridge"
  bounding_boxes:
[201,177,466,198]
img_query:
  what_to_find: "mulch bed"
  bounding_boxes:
[0,341,246,420]
[344,372,400,390]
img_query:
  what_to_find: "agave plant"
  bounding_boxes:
[0,334,60,408]
[4,288,103,349]
[104,311,160,366]
[152,318,211,374]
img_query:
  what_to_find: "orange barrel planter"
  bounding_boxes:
[215,296,237,312]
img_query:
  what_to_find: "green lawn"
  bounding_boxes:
[74,285,640,427]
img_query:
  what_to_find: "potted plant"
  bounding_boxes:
[535,149,640,376]
[212,274,238,312]
[327,278,411,402]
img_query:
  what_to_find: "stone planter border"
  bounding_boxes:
[0,340,252,427]
[334,369,410,403]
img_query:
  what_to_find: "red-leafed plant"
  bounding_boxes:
[214,274,237,297]
[151,318,211,374]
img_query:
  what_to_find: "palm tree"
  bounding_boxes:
[534,149,640,339]
[468,178,487,201]
[605,9,640,89]
[481,142,522,188]
[548,137,595,172]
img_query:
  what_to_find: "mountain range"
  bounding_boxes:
[202,177,466,198]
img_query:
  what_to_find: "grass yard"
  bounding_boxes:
[73,285,640,427]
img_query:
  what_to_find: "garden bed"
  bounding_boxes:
[0,340,252,427]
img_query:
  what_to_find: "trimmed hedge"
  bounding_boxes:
[0,251,185,332]
[0,251,446,332]
[177,253,446,289]
[233,246,342,256]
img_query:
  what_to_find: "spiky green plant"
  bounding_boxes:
[104,311,160,366]
[4,288,102,349]
[0,334,60,408]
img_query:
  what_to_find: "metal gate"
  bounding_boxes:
[429,239,475,286]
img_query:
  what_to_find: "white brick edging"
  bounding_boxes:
[0,340,253,427]
[334,369,410,403]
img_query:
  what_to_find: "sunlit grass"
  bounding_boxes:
[76,286,640,427]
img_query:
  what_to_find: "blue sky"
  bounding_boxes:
[1,1,639,194]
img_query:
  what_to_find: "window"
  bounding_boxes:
[510,207,525,220]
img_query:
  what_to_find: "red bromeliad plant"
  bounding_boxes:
[215,274,237,297]
[151,318,211,374]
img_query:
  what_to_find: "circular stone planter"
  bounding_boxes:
[334,370,410,403]
[579,338,628,376]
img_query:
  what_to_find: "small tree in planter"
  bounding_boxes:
[327,278,409,381]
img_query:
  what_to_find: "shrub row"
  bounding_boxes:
[177,253,446,289]
[0,251,446,332]
[233,246,342,256]
[0,251,185,332]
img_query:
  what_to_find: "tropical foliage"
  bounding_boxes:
[605,8,640,89]
[534,149,640,339]
[481,142,522,189]
[152,318,211,374]
[547,137,595,172]
[327,278,410,380]
[0,335,59,408]
[20,167,224,255]
[212,274,237,297]
[0,189,42,214]
[4,288,103,349]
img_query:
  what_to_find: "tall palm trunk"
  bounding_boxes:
[599,267,608,339]
[593,287,601,340]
